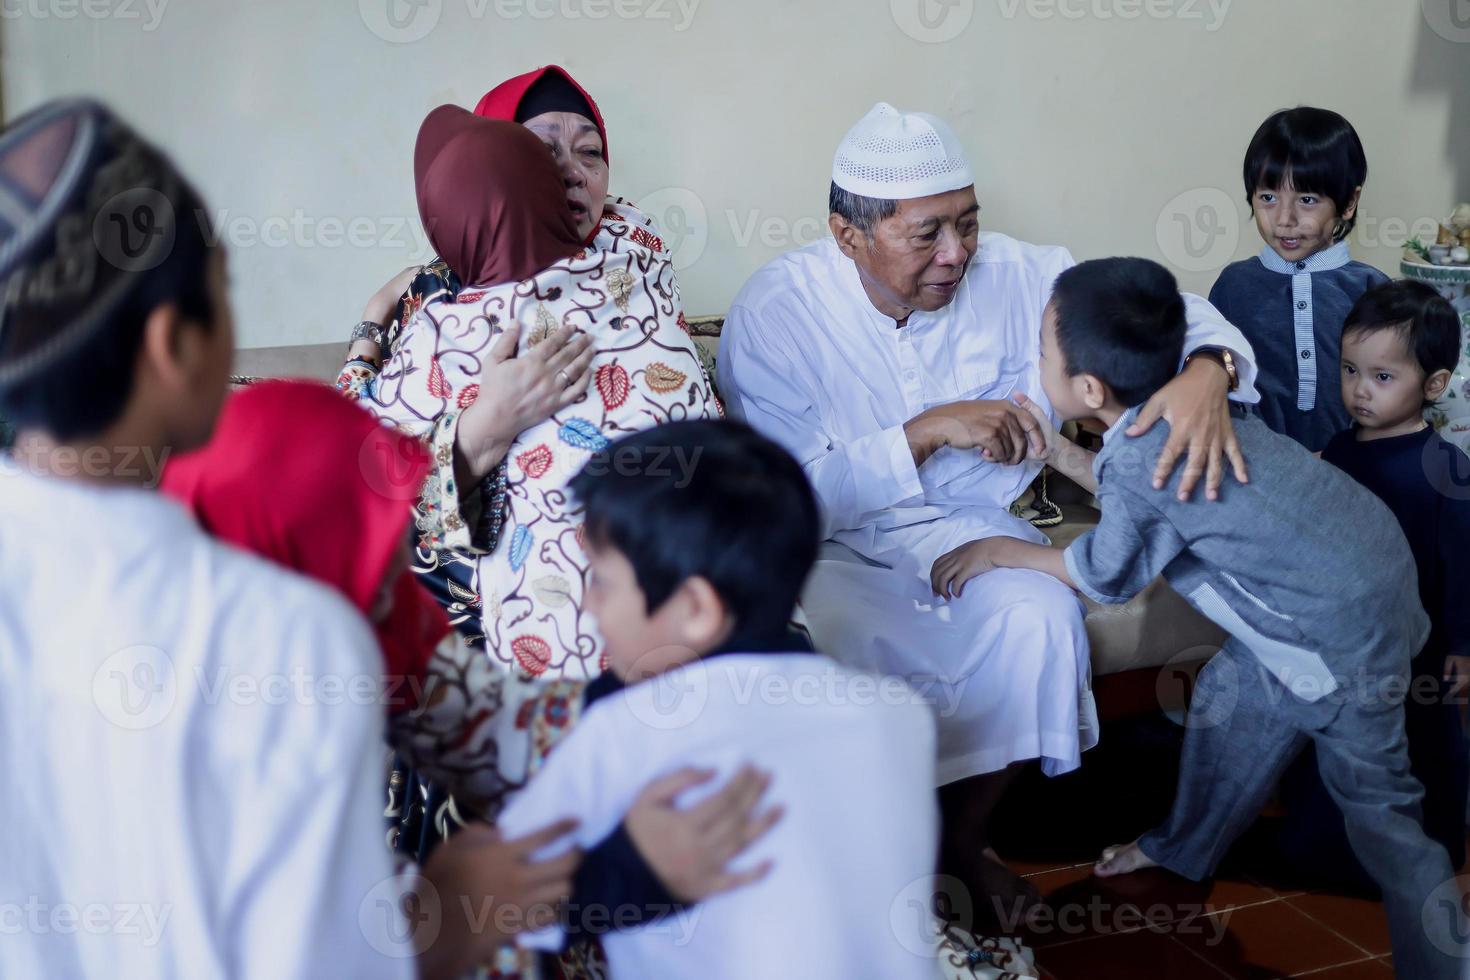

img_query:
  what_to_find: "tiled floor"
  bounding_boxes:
[1011,852,1399,978]
[984,711,1463,978]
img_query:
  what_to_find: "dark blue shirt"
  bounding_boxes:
[1209,244,1388,452]
[1322,425,1470,664]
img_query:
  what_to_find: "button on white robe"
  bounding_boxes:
[0,471,411,980]
[718,234,1259,783]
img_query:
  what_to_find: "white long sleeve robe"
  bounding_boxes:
[718,233,1258,782]
[0,471,412,979]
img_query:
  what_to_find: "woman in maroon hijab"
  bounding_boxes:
[341,65,660,385]
[364,105,718,681]
[338,67,672,648]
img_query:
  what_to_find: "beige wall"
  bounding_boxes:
[4,0,1466,348]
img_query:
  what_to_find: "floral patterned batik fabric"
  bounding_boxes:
[370,233,719,680]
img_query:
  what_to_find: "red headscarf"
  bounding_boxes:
[473,64,609,163]
[160,381,448,712]
[415,105,583,289]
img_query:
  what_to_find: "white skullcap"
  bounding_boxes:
[831,102,974,200]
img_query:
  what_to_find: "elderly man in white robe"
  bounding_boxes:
[718,102,1260,907]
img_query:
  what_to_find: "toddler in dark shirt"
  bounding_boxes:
[1284,278,1470,883]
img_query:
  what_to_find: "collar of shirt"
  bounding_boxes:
[1256,240,1351,276]
[1093,406,1142,483]
[1100,406,1141,447]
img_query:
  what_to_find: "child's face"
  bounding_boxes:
[1252,178,1357,264]
[584,539,700,681]
[1039,302,1087,421]
[1340,328,1431,433]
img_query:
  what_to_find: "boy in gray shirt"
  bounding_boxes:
[929,257,1465,980]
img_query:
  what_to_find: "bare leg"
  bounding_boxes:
[939,764,1040,920]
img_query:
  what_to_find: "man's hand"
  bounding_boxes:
[625,765,782,902]
[931,538,1006,599]
[1126,356,1248,502]
[414,819,581,980]
[905,399,1046,467]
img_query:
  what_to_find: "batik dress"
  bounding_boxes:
[367,210,719,680]
[338,198,676,649]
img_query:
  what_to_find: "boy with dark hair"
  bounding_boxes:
[1281,279,1470,886]
[498,420,944,979]
[1208,106,1389,451]
[929,257,1465,980]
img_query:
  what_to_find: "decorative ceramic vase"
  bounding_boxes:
[1402,259,1470,452]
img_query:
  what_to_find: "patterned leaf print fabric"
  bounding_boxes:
[371,219,720,679]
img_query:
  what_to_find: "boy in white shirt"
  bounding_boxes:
[0,98,591,980]
[498,420,944,979]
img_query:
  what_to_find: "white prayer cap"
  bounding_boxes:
[831,102,974,201]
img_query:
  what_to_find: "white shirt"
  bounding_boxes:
[0,469,412,980]
[499,654,942,980]
[717,233,1260,557]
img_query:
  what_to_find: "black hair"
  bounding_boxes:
[0,104,219,442]
[1343,279,1462,407]
[1242,107,1367,239]
[569,419,820,639]
[829,181,897,235]
[1050,257,1188,408]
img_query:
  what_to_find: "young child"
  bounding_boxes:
[929,257,1465,979]
[496,420,944,979]
[1280,280,1470,885]
[1208,107,1389,451]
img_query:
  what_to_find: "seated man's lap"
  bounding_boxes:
[801,549,1087,683]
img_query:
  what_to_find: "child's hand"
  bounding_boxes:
[1445,655,1470,706]
[931,538,1005,599]
[1011,392,1059,462]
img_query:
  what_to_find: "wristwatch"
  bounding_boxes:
[349,320,387,350]
[1186,346,1239,393]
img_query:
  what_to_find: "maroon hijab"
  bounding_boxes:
[414,105,583,288]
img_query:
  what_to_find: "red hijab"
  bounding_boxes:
[415,105,583,289]
[160,381,448,711]
[473,64,609,163]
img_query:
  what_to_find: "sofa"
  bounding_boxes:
[234,314,1226,718]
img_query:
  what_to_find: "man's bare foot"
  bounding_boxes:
[1094,839,1159,878]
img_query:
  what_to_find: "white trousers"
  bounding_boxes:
[803,508,1098,785]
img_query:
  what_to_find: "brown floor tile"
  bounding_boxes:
[1287,893,1392,958]
[1289,957,1394,977]
[1174,901,1367,979]
[1037,928,1229,979]
[1012,856,1086,878]
[1020,866,1270,950]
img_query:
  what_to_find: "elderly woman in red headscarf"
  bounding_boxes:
[337,66,671,645]
[365,104,718,681]
[339,66,662,389]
